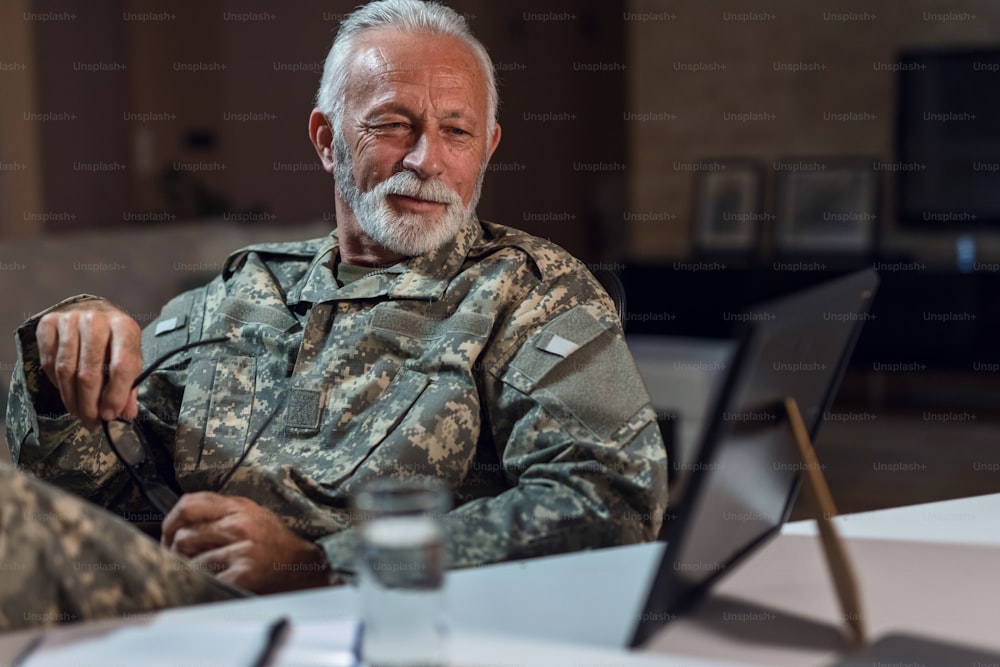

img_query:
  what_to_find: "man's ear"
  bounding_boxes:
[486,122,502,163]
[308,108,336,174]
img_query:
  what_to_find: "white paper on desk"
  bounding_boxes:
[279,619,360,666]
[23,617,359,667]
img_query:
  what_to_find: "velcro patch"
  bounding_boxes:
[502,306,647,440]
[371,305,491,339]
[540,333,580,358]
[154,315,187,336]
[286,387,324,431]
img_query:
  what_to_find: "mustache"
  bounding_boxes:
[374,171,463,206]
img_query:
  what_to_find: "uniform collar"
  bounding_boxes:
[288,216,482,306]
[286,232,340,307]
[386,216,481,300]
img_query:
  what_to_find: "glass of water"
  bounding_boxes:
[354,476,450,667]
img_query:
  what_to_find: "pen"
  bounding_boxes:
[351,621,364,667]
[251,616,290,667]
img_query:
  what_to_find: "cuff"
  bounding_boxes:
[8,295,108,461]
[316,528,359,585]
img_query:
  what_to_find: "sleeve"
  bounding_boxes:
[442,282,668,568]
[5,289,207,512]
[6,294,128,501]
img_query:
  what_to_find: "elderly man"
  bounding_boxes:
[1,0,666,629]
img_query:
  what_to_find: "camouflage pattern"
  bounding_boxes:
[0,462,240,632]
[5,216,667,621]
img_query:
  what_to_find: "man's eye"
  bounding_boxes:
[447,127,470,136]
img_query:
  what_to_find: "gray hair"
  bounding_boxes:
[316,0,498,141]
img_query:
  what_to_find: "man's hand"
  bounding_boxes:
[36,300,142,430]
[161,492,333,594]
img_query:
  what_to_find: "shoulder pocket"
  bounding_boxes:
[502,307,608,389]
[502,307,649,441]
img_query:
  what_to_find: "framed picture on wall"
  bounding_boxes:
[690,160,765,255]
[773,158,880,255]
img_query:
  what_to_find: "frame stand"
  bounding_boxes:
[784,396,868,647]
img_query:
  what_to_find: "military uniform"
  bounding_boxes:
[4,217,667,629]
[0,462,238,630]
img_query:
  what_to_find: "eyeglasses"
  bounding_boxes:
[101,337,286,516]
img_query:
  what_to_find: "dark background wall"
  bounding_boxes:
[628,0,1000,264]
[5,1,1000,265]
[1,0,628,262]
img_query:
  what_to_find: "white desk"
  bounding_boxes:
[649,493,1000,665]
[2,494,999,666]
[781,491,1000,546]
[649,533,1000,665]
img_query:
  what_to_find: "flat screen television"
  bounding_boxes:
[895,48,1000,229]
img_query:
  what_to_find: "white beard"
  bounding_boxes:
[333,131,484,257]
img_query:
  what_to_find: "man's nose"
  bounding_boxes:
[402,131,445,179]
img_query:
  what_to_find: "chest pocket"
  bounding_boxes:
[173,355,258,477]
[306,365,431,488]
[172,297,299,478]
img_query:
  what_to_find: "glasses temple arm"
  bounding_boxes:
[131,336,230,388]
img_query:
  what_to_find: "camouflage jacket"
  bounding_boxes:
[6,217,667,575]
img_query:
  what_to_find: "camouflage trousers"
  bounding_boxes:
[0,463,242,632]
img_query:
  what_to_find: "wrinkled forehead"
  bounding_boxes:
[343,28,489,109]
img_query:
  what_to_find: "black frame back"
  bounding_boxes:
[629,268,880,647]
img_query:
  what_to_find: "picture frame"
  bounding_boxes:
[772,158,880,255]
[690,160,765,255]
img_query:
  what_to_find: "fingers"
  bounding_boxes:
[171,523,237,558]
[99,312,142,421]
[52,312,84,424]
[74,311,111,428]
[162,493,331,594]
[36,312,63,391]
[122,387,140,421]
[35,302,141,429]
[162,492,239,549]
[189,543,250,583]
[188,543,267,592]
[184,529,329,594]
